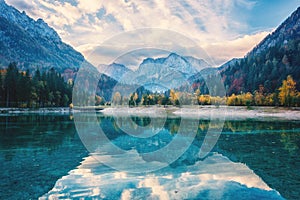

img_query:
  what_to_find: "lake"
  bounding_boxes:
[0,113,299,199]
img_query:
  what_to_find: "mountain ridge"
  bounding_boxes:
[0,0,84,73]
[249,6,300,57]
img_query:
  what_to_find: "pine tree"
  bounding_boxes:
[24,69,32,106]
[0,71,3,106]
[4,62,18,107]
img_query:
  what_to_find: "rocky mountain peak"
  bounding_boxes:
[0,1,61,42]
[0,0,84,72]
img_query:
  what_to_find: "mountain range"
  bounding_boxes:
[98,53,210,91]
[0,0,299,97]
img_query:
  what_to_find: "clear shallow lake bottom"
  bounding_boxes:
[0,114,299,199]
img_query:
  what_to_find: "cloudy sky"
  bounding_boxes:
[5,0,300,67]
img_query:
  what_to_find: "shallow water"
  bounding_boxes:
[0,114,299,199]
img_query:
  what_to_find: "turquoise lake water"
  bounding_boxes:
[0,113,299,199]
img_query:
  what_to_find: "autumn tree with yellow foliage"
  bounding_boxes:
[279,75,298,107]
[169,89,180,106]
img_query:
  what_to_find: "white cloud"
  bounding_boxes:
[77,0,103,13]
[39,1,81,25]
[204,31,270,65]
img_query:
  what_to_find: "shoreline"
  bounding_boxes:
[1,106,300,120]
[100,105,300,120]
[0,107,71,114]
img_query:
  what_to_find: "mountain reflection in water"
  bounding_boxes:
[0,114,299,199]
